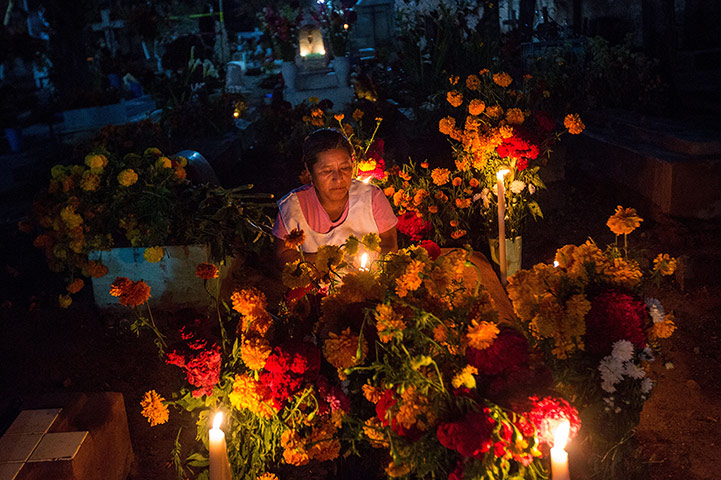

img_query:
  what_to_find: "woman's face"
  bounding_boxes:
[308,148,354,204]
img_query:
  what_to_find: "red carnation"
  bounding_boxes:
[166,325,221,398]
[467,327,529,376]
[437,408,496,458]
[585,291,648,356]
[396,211,431,241]
[496,135,539,172]
[525,396,581,448]
[260,342,321,409]
[418,239,441,260]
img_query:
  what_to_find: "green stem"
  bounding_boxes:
[145,302,167,352]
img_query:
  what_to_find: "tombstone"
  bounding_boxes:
[354,0,394,50]
[91,9,124,57]
[225,61,245,93]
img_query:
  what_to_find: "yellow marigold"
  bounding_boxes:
[281,430,309,466]
[431,168,451,186]
[375,303,407,343]
[175,167,187,180]
[563,113,585,134]
[486,105,504,119]
[467,99,486,116]
[282,259,315,289]
[493,72,513,87]
[140,390,169,426]
[67,278,84,294]
[531,293,590,359]
[80,171,101,191]
[386,461,412,478]
[446,90,463,108]
[334,113,344,121]
[323,327,367,369]
[653,253,677,276]
[397,386,436,431]
[395,259,425,297]
[60,205,83,229]
[143,246,164,263]
[449,75,459,85]
[362,384,384,403]
[466,320,499,350]
[258,474,279,480]
[607,206,643,235]
[363,417,389,448]
[451,229,467,239]
[156,156,172,168]
[466,74,481,90]
[231,287,266,316]
[229,374,276,418]
[607,257,643,289]
[455,198,471,208]
[240,336,272,370]
[352,108,364,121]
[195,262,219,279]
[84,153,108,171]
[451,365,478,389]
[58,294,72,308]
[361,232,382,252]
[316,244,344,275]
[505,107,525,125]
[117,168,138,187]
[358,159,377,172]
[649,313,676,340]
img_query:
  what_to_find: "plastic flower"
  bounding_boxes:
[493,72,512,87]
[143,246,164,263]
[446,90,463,107]
[466,320,499,350]
[140,390,169,426]
[117,168,138,187]
[563,113,585,134]
[195,262,219,279]
[66,278,84,294]
[607,206,643,235]
[653,253,677,276]
[285,228,306,249]
[431,168,451,186]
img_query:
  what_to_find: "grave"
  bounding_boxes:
[354,0,395,50]
[0,393,133,480]
[570,109,721,219]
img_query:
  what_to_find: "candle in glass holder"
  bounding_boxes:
[209,412,232,480]
[496,168,510,285]
[550,419,571,480]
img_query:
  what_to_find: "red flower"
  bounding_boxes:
[396,211,431,241]
[437,408,495,458]
[165,323,221,398]
[418,240,441,260]
[496,135,539,171]
[449,461,465,480]
[260,342,321,409]
[585,291,648,355]
[525,396,581,448]
[467,327,529,376]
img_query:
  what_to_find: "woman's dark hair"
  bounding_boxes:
[302,128,353,170]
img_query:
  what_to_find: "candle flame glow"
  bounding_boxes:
[360,252,369,270]
[552,419,570,451]
[553,260,559,268]
[343,23,349,30]
[213,412,223,430]
[496,168,510,181]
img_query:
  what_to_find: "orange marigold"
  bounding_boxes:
[395,259,425,297]
[452,177,462,186]
[66,278,84,294]
[362,384,384,403]
[451,229,467,239]
[493,72,512,87]
[119,280,151,307]
[375,303,406,343]
[323,327,367,369]
[505,107,525,125]
[352,108,364,121]
[117,168,138,187]
[195,262,219,279]
[468,99,486,116]
[383,186,395,197]
[258,474,279,480]
[607,206,643,235]
[281,430,310,466]
[466,320,499,350]
[653,253,677,276]
[649,314,676,340]
[85,260,108,278]
[455,198,471,208]
[386,461,412,478]
[466,74,481,90]
[240,336,272,370]
[563,113,585,134]
[446,90,463,108]
[428,205,438,213]
[486,105,503,118]
[363,417,389,448]
[109,277,132,297]
[140,390,169,426]
[431,168,451,186]
[438,116,456,135]
[469,178,480,188]
[229,374,276,418]
[231,287,267,316]
[334,113,344,121]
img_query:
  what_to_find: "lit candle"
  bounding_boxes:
[550,419,571,480]
[359,252,369,271]
[209,412,232,480]
[496,169,510,285]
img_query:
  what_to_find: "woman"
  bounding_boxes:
[273,129,398,266]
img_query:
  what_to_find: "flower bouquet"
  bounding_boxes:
[378,69,584,251]
[30,147,274,306]
[313,0,357,57]
[259,3,304,62]
[506,206,677,478]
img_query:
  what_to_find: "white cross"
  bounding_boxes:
[91,9,124,56]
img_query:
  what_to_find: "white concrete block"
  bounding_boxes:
[0,435,43,463]
[27,432,88,462]
[0,463,23,480]
[4,409,61,435]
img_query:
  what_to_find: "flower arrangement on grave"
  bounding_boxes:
[128,232,586,479]
[506,206,677,478]
[30,147,274,306]
[378,70,585,248]
[312,0,357,57]
[259,3,304,62]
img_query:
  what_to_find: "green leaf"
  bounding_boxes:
[528,201,543,220]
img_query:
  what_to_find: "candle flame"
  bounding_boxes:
[360,252,369,270]
[343,23,349,30]
[553,260,559,268]
[496,168,510,181]
[213,412,223,430]
[553,419,570,450]
[362,176,371,184]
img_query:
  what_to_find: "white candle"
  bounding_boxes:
[496,169,510,285]
[359,252,369,271]
[209,412,232,480]
[550,419,571,480]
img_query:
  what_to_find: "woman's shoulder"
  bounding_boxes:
[279,183,314,204]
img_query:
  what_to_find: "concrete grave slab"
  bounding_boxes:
[0,435,43,464]
[4,409,61,436]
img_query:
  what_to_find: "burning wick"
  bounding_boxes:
[550,419,571,480]
[359,252,369,271]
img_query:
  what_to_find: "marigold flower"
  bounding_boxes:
[446,90,463,108]
[455,198,471,208]
[466,74,481,90]
[282,259,315,289]
[140,390,169,426]
[195,262,219,279]
[80,172,101,191]
[362,384,384,403]
[285,228,306,249]
[363,417,389,448]
[438,116,456,135]
[653,253,677,276]
[428,205,438,213]
[431,168,451,186]
[420,161,429,168]
[383,186,395,197]
[156,156,172,168]
[143,246,164,263]
[58,294,72,308]
[281,430,310,466]
[375,303,406,343]
[119,280,151,307]
[315,244,344,274]
[413,189,429,206]
[231,287,267,316]
[468,99,486,116]
[229,374,276,418]
[469,178,480,188]
[145,147,162,156]
[352,108,364,121]
[479,68,490,76]
[84,153,108,171]
[60,206,83,229]
[358,159,377,172]
[449,75,459,85]
[564,113,585,134]
[241,336,272,370]
[67,278,84,294]
[396,386,436,431]
[607,206,643,235]
[493,72,512,87]
[334,113,344,121]
[505,107,525,125]
[451,365,478,389]
[451,229,467,239]
[386,461,412,478]
[466,320,499,350]
[85,260,108,278]
[486,105,503,118]
[258,474,279,480]
[109,277,132,297]
[395,259,425,297]
[323,327,367,369]
[117,168,138,187]
[175,167,187,179]
[649,314,676,340]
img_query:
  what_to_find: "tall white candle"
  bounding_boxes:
[209,412,232,480]
[550,419,571,480]
[496,169,510,285]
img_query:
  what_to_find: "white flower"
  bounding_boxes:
[646,297,665,323]
[623,362,646,380]
[641,377,654,394]
[599,356,624,393]
[465,13,479,31]
[480,188,490,208]
[472,193,482,202]
[528,183,536,194]
[611,339,635,363]
[510,180,526,194]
